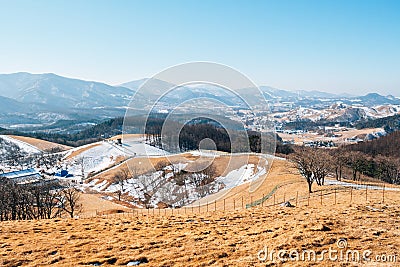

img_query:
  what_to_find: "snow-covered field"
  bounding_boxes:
[85,157,267,208]
[74,136,270,207]
[65,142,126,177]
[121,136,168,157]
[216,164,266,190]
[64,137,168,178]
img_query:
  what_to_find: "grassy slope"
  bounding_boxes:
[8,135,72,152]
[0,190,399,266]
[1,160,399,266]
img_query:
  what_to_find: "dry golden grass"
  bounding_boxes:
[79,194,131,217]
[8,135,72,152]
[187,159,299,208]
[1,160,399,266]
[1,187,399,266]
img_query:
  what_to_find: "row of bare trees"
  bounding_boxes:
[0,178,81,221]
[291,147,400,193]
[290,148,331,193]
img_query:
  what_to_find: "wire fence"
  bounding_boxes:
[81,182,399,220]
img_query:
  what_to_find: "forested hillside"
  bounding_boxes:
[2,117,283,153]
[355,114,400,132]
[332,131,400,184]
[346,131,400,158]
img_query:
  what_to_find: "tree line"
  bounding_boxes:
[355,114,400,133]
[145,117,280,154]
[0,117,125,147]
[1,115,287,153]
[290,131,400,193]
[0,179,81,221]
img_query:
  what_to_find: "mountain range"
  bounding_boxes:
[0,72,398,129]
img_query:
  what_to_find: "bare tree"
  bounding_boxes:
[0,173,66,221]
[60,187,82,218]
[376,155,400,184]
[312,149,332,186]
[330,149,346,180]
[291,147,315,193]
[173,172,189,205]
[75,157,86,180]
[202,164,216,185]
[291,147,333,192]
[113,168,131,201]
[345,151,366,181]
[41,185,62,219]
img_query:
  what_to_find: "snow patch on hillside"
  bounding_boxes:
[216,164,266,189]
[64,139,168,178]
[65,142,126,177]
[85,161,266,208]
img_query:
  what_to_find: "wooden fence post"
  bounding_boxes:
[383,184,385,203]
[350,187,353,204]
[223,199,226,211]
[296,192,298,207]
[334,189,337,205]
[262,194,265,207]
[233,199,236,210]
[241,196,244,209]
[320,190,322,205]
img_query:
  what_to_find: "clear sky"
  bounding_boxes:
[0,0,399,95]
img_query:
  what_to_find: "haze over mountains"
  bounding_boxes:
[0,72,399,128]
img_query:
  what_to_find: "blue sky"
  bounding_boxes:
[0,0,399,95]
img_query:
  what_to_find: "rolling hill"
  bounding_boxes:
[0,159,399,266]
